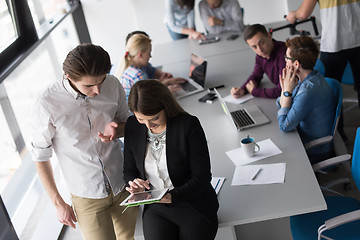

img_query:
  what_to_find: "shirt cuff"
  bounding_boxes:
[250,87,263,97]
[31,143,53,162]
[276,97,281,108]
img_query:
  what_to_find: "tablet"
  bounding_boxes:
[120,189,168,207]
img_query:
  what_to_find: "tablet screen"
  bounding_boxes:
[120,189,168,206]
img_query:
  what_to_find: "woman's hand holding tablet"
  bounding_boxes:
[122,178,170,212]
[120,188,169,209]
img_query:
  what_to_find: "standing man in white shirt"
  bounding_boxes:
[31,43,137,240]
[199,0,246,35]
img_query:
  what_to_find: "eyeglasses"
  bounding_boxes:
[284,56,296,61]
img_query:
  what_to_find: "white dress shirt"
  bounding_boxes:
[31,75,130,199]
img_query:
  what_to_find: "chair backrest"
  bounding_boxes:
[325,77,343,136]
[314,59,325,76]
[341,62,354,85]
[316,59,353,85]
[352,127,360,190]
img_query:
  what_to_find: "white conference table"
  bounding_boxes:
[151,19,321,67]
[158,46,326,227]
[151,31,248,66]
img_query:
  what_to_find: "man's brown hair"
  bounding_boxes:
[285,36,319,70]
[63,43,111,81]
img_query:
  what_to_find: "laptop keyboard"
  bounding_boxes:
[231,109,255,128]
[182,82,197,92]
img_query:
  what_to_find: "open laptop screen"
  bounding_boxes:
[189,53,207,88]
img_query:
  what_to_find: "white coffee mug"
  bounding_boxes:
[241,137,260,158]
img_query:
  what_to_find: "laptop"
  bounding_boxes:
[214,88,270,131]
[173,53,207,99]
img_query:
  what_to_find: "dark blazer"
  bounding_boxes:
[124,113,219,221]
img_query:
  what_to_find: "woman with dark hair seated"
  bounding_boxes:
[123,80,219,239]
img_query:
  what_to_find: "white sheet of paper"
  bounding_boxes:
[223,94,254,104]
[231,163,286,186]
[226,139,282,166]
[211,177,225,195]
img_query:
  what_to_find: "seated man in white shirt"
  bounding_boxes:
[199,0,246,35]
[31,43,137,240]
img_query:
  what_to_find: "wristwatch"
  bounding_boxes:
[283,91,292,97]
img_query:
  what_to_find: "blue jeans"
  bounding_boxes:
[166,25,188,41]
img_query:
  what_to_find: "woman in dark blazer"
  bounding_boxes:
[124,80,218,240]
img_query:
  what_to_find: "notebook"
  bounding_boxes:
[214,88,270,131]
[173,53,207,99]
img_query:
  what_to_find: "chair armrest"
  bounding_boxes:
[304,136,333,150]
[312,154,351,172]
[323,177,351,189]
[318,210,360,239]
[333,131,348,156]
[325,210,360,230]
[320,177,351,196]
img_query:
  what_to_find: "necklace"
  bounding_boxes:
[147,129,166,162]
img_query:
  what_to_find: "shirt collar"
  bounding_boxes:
[298,70,317,86]
[62,77,84,99]
[303,70,317,82]
[268,39,279,61]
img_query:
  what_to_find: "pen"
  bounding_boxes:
[214,179,221,191]
[209,85,225,90]
[251,168,262,181]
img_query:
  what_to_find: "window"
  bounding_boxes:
[1,10,79,218]
[0,1,18,52]
[0,0,90,237]
[28,0,68,30]
[0,104,21,194]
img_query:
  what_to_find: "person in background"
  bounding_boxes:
[125,31,184,90]
[286,0,360,143]
[31,43,137,240]
[164,0,206,40]
[199,0,246,35]
[124,80,219,239]
[230,24,286,98]
[277,36,336,163]
[115,33,186,99]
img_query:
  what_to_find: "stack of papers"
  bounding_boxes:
[225,139,286,186]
